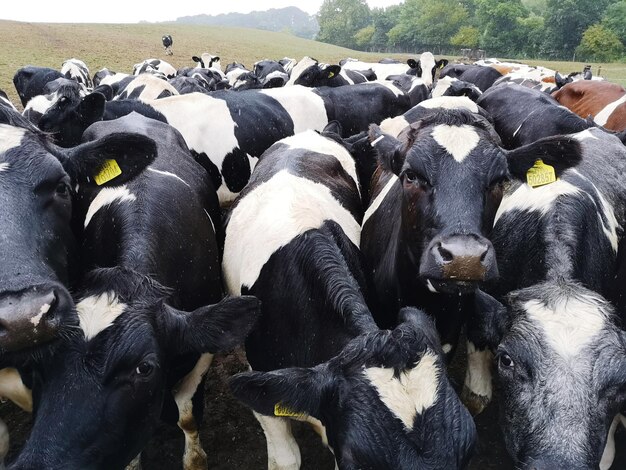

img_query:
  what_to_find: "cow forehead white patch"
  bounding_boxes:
[380,115,410,138]
[431,124,480,162]
[24,94,54,115]
[523,294,608,359]
[0,125,26,154]
[365,352,440,429]
[77,292,127,341]
[431,76,456,98]
[84,185,137,228]
[286,56,318,86]
[494,180,581,223]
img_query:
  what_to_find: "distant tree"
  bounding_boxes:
[388,0,468,51]
[516,14,545,57]
[522,0,547,15]
[317,0,371,49]
[370,6,402,51]
[576,24,624,62]
[354,25,375,49]
[451,26,480,48]
[542,0,614,59]
[602,1,626,45]
[475,0,528,56]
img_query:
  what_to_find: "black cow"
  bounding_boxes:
[13,66,63,107]
[361,108,582,414]
[473,127,626,469]
[162,34,173,55]
[0,107,157,467]
[286,56,370,87]
[10,113,259,470]
[477,83,595,149]
[440,64,503,92]
[224,128,476,470]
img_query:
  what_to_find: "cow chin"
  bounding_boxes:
[422,277,479,295]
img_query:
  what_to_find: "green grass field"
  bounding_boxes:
[1,20,625,107]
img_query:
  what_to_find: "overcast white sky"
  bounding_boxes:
[0,1,401,24]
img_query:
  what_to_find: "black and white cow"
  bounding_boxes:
[224,128,476,470]
[0,106,158,467]
[278,57,297,74]
[176,67,230,91]
[253,59,290,87]
[133,58,177,79]
[192,53,223,73]
[361,108,582,414]
[474,127,626,469]
[10,113,260,470]
[406,52,449,87]
[225,62,251,86]
[61,58,93,89]
[30,83,412,204]
[286,56,370,87]
[432,76,483,101]
[114,73,179,100]
[440,64,503,92]
[477,83,594,149]
[13,66,63,107]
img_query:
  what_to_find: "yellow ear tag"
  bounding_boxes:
[94,159,122,186]
[274,403,306,419]
[526,159,556,188]
[328,71,335,78]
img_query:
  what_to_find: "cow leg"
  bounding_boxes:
[253,412,301,470]
[461,341,493,416]
[173,353,213,470]
[600,414,621,470]
[125,453,142,470]
[0,418,8,470]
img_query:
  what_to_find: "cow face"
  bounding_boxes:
[192,53,221,70]
[369,109,582,294]
[0,108,156,364]
[407,52,448,87]
[12,269,260,470]
[492,284,626,469]
[294,64,343,88]
[231,309,476,470]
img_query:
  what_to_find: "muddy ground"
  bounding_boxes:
[2,346,625,469]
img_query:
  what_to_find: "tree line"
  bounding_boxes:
[316,0,626,62]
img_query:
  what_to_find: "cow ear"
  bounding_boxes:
[212,56,220,63]
[322,120,343,137]
[192,56,201,64]
[368,124,406,175]
[229,366,327,420]
[505,135,582,181]
[468,289,509,351]
[61,132,157,187]
[77,92,106,126]
[92,84,114,101]
[158,295,260,355]
[437,59,449,69]
[326,65,341,79]
[407,59,418,69]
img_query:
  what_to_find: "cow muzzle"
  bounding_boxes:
[420,234,498,291]
[0,286,73,353]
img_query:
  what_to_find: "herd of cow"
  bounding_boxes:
[0,49,625,470]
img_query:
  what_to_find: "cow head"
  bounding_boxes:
[230,308,476,469]
[432,76,483,101]
[476,284,626,470]
[192,53,221,70]
[368,108,582,294]
[0,107,156,365]
[11,267,260,470]
[407,52,448,87]
[289,56,344,88]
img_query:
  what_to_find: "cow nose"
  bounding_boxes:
[421,235,498,282]
[0,287,70,352]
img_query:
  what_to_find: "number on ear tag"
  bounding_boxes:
[94,159,122,186]
[526,159,556,188]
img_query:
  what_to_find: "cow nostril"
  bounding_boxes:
[480,249,488,262]
[437,244,454,262]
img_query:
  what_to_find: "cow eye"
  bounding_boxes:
[55,182,70,197]
[498,352,514,369]
[135,361,154,376]
[403,170,430,187]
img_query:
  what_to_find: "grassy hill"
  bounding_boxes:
[1,20,625,107]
